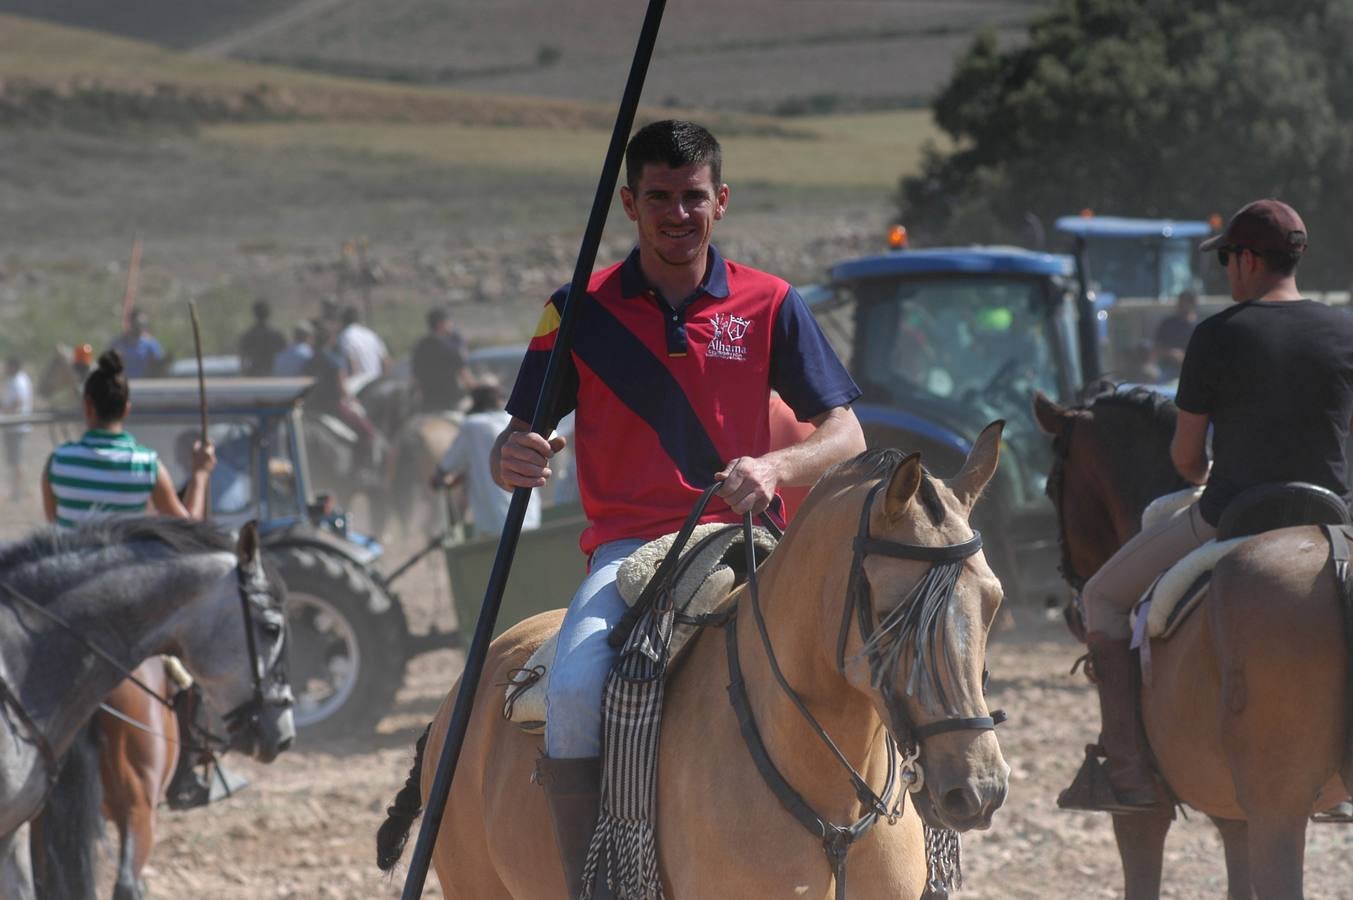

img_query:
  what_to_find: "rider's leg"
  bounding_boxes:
[1079,502,1215,810]
[539,537,644,898]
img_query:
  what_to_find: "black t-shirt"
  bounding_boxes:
[411,332,467,411]
[239,324,288,376]
[1175,299,1353,525]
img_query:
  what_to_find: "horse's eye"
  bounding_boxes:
[261,622,284,639]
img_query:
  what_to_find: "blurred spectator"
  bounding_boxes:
[337,305,389,393]
[411,306,468,413]
[432,377,540,537]
[272,321,315,377]
[1,356,33,501]
[238,299,288,377]
[1153,290,1200,381]
[72,343,94,383]
[1118,340,1163,386]
[109,308,165,378]
[304,320,379,466]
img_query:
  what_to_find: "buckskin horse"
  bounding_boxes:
[377,423,1009,898]
[0,517,295,899]
[1035,386,1352,900]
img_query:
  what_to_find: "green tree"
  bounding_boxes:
[902,0,1353,286]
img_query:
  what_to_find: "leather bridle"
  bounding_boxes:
[725,476,1004,900]
[0,561,289,798]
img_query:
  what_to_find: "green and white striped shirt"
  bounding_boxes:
[47,429,159,528]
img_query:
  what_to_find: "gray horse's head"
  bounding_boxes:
[166,522,294,762]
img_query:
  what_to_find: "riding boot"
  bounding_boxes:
[1089,632,1162,811]
[535,756,613,900]
[165,688,212,811]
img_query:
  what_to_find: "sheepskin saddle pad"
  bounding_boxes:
[502,522,778,734]
[1130,537,1245,643]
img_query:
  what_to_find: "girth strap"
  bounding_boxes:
[725,612,880,900]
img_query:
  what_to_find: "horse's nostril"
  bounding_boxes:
[942,786,979,819]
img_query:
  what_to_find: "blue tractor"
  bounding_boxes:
[815,246,1090,605]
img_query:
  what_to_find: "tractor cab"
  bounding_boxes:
[814,246,1082,604]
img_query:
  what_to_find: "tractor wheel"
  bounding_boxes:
[269,544,408,739]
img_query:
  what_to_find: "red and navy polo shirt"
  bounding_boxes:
[507,246,860,557]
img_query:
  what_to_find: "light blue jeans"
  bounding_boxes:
[544,538,645,759]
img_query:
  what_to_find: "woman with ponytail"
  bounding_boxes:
[41,350,216,526]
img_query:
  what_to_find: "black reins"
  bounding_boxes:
[725,477,1004,900]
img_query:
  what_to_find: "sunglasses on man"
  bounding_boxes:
[1217,246,1254,267]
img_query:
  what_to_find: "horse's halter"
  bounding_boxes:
[726,473,1004,900]
[221,561,292,744]
[836,478,1005,775]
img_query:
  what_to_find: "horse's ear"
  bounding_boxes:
[1032,390,1069,437]
[951,420,1003,511]
[237,520,261,573]
[882,452,924,521]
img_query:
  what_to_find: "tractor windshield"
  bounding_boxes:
[1082,234,1196,301]
[849,274,1068,509]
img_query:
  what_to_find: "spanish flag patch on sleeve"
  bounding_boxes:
[528,301,561,352]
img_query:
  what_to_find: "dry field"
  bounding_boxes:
[0,0,1038,111]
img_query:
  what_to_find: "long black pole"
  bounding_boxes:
[398,2,667,895]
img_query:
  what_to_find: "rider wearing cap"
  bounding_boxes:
[1065,199,1353,813]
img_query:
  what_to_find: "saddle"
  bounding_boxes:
[502,522,777,733]
[1131,483,1352,658]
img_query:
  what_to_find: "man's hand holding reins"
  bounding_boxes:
[716,456,780,516]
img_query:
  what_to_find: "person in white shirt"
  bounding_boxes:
[431,378,540,537]
[2,356,34,501]
[337,306,389,394]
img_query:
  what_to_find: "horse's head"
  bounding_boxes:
[1033,387,1183,592]
[177,522,295,763]
[806,421,1008,832]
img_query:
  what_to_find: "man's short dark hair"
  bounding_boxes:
[426,307,449,330]
[253,299,272,321]
[341,305,360,327]
[1259,249,1302,276]
[625,120,721,190]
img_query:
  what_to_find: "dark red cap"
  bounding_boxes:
[1199,199,1307,253]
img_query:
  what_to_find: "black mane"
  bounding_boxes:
[0,516,234,578]
[1082,385,1186,511]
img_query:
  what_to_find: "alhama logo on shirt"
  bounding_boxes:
[707,313,751,361]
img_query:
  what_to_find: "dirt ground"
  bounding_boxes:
[89,546,1350,900]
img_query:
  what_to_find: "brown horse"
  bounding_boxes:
[377,424,1009,898]
[32,659,183,900]
[1035,387,1350,900]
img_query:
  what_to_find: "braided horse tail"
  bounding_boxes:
[376,722,431,872]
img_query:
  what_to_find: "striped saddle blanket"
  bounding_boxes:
[503,522,778,734]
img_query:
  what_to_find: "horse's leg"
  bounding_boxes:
[1111,806,1172,900]
[1208,816,1254,900]
[111,820,143,900]
[1244,815,1307,900]
[1,824,36,900]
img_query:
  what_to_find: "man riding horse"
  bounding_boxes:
[1065,199,1353,813]
[490,119,865,897]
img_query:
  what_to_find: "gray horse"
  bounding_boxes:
[0,517,295,899]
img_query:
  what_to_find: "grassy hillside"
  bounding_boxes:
[0,0,1039,112]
